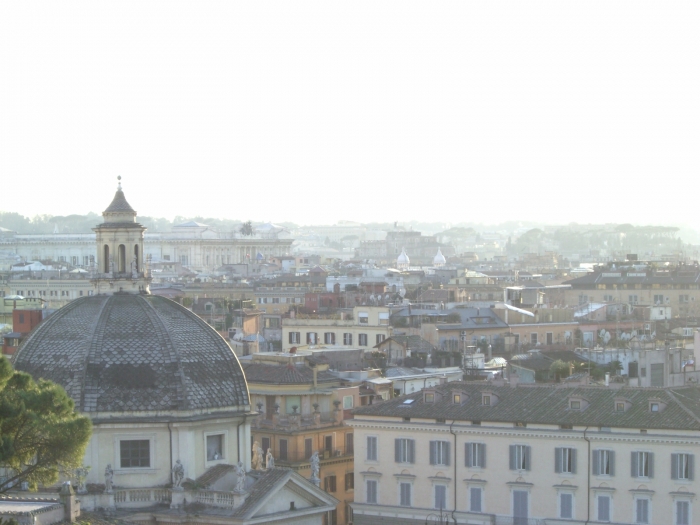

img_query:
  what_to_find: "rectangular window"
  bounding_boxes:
[560,493,573,519]
[376,334,385,345]
[530,333,538,344]
[359,313,369,324]
[429,440,450,466]
[367,436,378,461]
[592,450,615,476]
[345,472,354,491]
[346,433,354,455]
[631,451,654,478]
[555,447,577,474]
[672,453,695,480]
[343,333,352,345]
[509,444,530,471]
[120,439,150,468]
[399,482,411,506]
[289,332,300,344]
[324,332,336,344]
[395,438,415,464]
[307,332,318,344]
[636,498,650,524]
[343,395,353,409]
[324,475,337,493]
[597,495,611,522]
[359,334,368,346]
[305,438,313,460]
[366,479,378,504]
[470,487,482,512]
[286,395,301,414]
[279,439,288,461]
[676,501,690,525]
[206,434,224,461]
[434,485,447,510]
[465,443,486,468]
[262,437,270,457]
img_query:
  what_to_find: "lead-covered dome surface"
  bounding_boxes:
[14,294,249,414]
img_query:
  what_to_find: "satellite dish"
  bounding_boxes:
[599,329,606,338]
[604,332,612,344]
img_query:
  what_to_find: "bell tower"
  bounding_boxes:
[92,177,150,294]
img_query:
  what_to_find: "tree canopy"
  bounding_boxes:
[0,357,92,492]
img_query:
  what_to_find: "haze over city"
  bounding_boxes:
[1,2,698,227]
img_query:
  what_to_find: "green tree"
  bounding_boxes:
[0,357,92,492]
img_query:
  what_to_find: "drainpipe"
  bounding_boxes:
[168,422,173,472]
[237,420,243,464]
[449,420,457,525]
[583,426,590,525]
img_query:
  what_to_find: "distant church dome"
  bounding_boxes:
[397,248,410,270]
[433,248,446,267]
[14,294,250,413]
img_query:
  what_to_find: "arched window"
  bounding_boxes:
[103,245,110,273]
[118,244,126,273]
[134,244,140,272]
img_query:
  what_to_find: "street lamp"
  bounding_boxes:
[425,507,450,525]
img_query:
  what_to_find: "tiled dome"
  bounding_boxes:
[14,294,250,414]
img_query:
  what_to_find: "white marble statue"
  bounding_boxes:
[266,448,275,469]
[172,459,185,489]
[104,464,114,493]
[252,441,264,470]
[310,451,320,480]
[234,461,246,492]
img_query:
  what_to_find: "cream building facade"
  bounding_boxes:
[350,382,699,525]
[282,307,392,352]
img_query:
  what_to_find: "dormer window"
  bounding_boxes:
[568,396,589,411]
[425,393,434,403]
[482,395,491,406]
[570,400,581,410]
[650,403,659,412]
[453,394,461,404]
[616,402,625,412]
[648,399,666,413]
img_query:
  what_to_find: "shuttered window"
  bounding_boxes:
[631,451,654,478]
[279,439,288,461]
[395,438,415,464]
[429,440,450,466]
[592,450,615,476]
[597,495,611,522]
[366,480,378,504]
[366,436,378,461]
[676,501,690,525]
[470,487,482,512]
[399,482,411,506]
[636,498,650,524]
[555,447,577,474]
[434,485,447,510]
[465,443,486,468]
[672,453,694,480]
[560,493,573,519]
[509,444,531,471]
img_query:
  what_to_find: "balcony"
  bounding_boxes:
[275,444,354,465]
[254,409,344,431]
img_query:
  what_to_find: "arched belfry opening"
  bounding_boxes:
[103,245,110,273]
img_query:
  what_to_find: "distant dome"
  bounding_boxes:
[397,248,410,269]
[433,248,446,267]
[14,294,250,414]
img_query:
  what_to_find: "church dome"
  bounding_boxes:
[433,248,446,266]
[397,248,410,269]
[13,294,250,415]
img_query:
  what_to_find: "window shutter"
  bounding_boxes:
[598,495,610,522]
[555,448,562,473]
[430,441,436,465]
[689,454,695,481]
[561,493,572,519]
[648,452,654,478]
[445,442,450,466]
[395,439,400,462]
[367,480,377,504]
[524,446,531,471]
[509,445,516,470]
[465,443,472,467]
[408,439,415,463]
[288,332,293,344]
[592,450,600,475]
[671,454,679,480]
[480,443,486,468]
[571,449,577,474]
[470,487,482,512]
[631,452,638,477]
[609,451,615,476]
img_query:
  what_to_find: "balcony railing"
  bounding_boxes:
[113,488,171,506]
[275,444,354,464]
[255,410,342,430]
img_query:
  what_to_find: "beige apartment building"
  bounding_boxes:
[350,382,699,525]
[282,306,392,352]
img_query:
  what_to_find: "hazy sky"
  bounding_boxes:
[1,2,697,226]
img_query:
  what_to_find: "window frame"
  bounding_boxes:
[366,479,378,504]
[469,486,483,513]
[114,434,155,472]
[635,497,650,524]
[555,447,577,474]
[465,442,486,468]
[399,481,412,507]
[204,430,228,463]
[672,453,694,481]
[395,438,415,464]
[509,444,531,471]
[433,484,447,510]
[597,494,612,522]
[559,492,574,519]
[429,440,450,466]
[366,435,378,461]
[631,451,654,479]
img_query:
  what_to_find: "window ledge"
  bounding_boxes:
[115,468,158,475]
[393,473,416,480]
[629,488,655,495]
[463,478,487,485]
[553,484,579,490]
